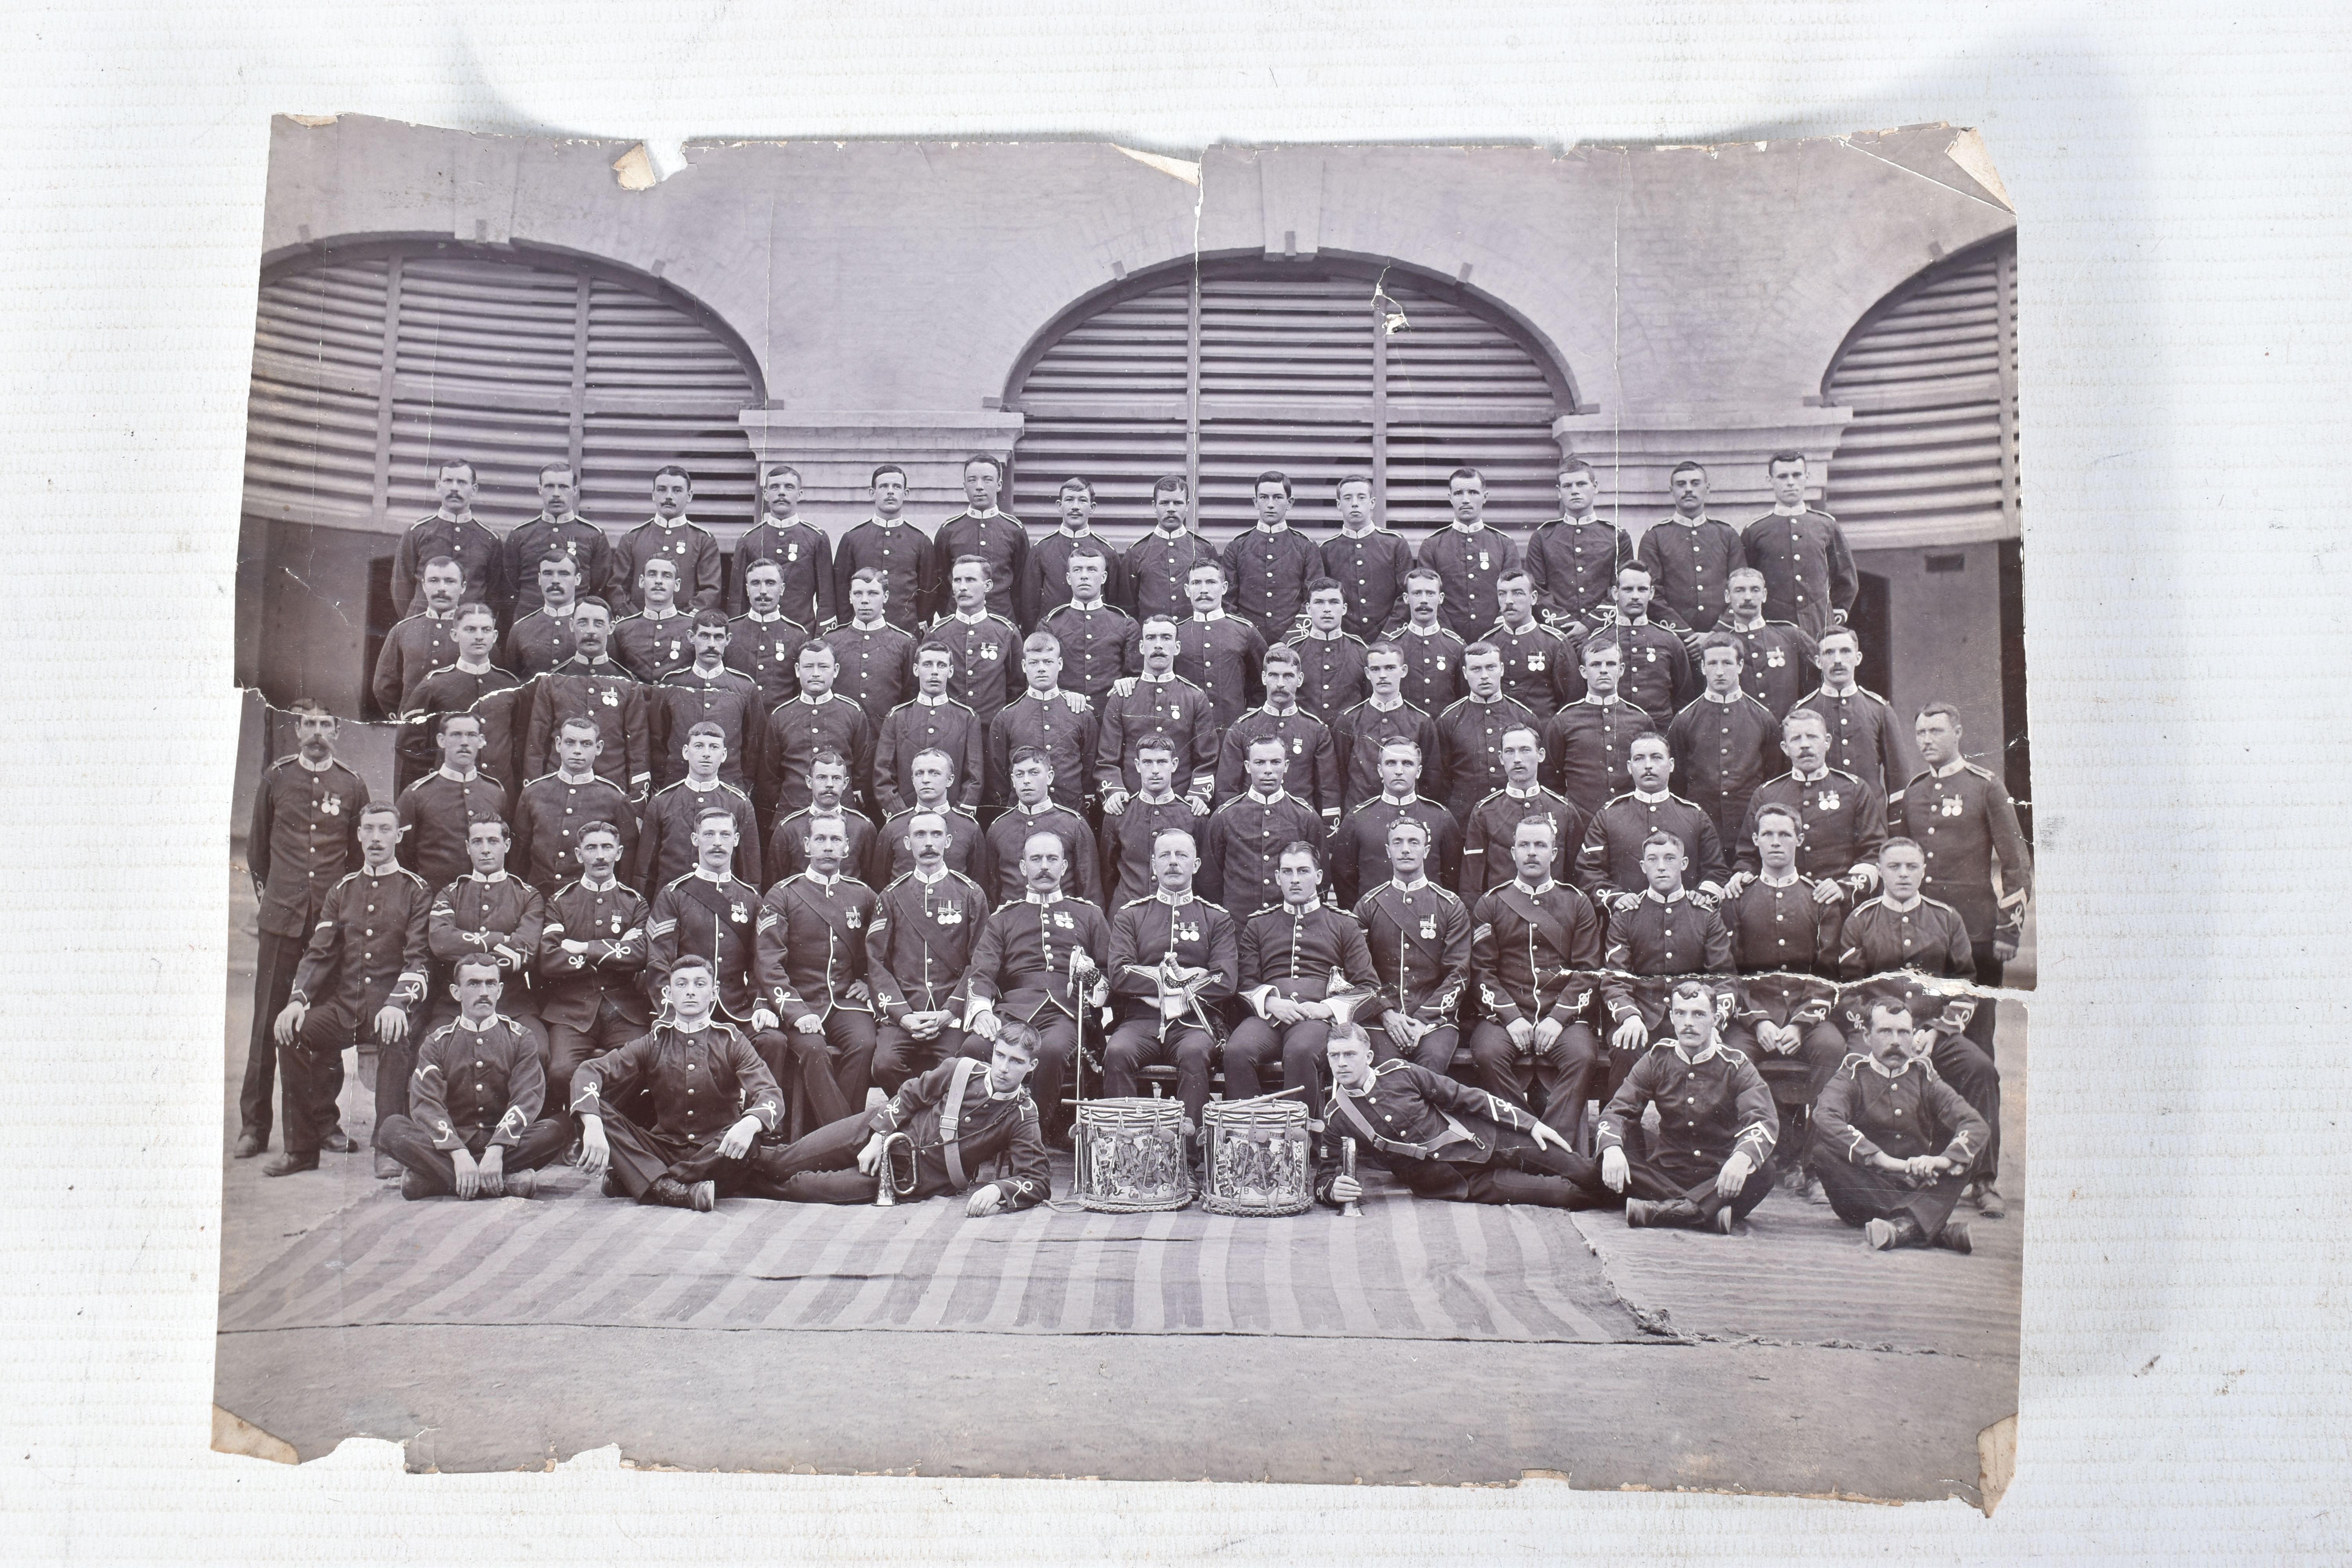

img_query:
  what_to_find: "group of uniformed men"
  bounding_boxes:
[239,449,2030,1248]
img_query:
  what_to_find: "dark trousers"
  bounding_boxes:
[1929,1028,2002,1185]
[242,929,339,1143]
[1380,1123,1607,1209]
[1371,1020,1457,1075]
[872,1020,969,1094]
[1223,1016,1330,1111]
[375,1115,570,1195]
[757,1008,878,1140]
[742,1105,932,1205]
[1102,1019,1216,1133]
[594,1109,765,1200]
[1813,1152,1971,1239]
[1621,1145,1777,1224]
[545,1006,646,1120]
[285,999,413,1157]
[1725,1020,1848,1154]
[1466,1020,1599,1122]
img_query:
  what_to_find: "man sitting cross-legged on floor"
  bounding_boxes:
[1597,979,1780,1233]
[749,1016,1052,1213]
[572,957,785,1212]
[1811,993,1989,1254]
[1313,1022,1606,1211]
[375,955,570,1201]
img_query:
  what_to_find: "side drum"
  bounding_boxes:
[1201,1098,1313,1216]
[1074,1096,1192,1212]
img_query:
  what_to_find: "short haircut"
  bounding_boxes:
[536,550,577,573]
[1254,470,1293,498]
[1404,566,1443,588]
[1916,700,1964,728]
[422,554,464,575]
[1580,634,1621,662]
[1817,626,1861,652]
[1447,466,1484,486]
[1752,802,1803,834]
[691,608,729,632]
[809,747,849,773]
[1065,543,1108,566]
[1726,565,1766,586]
[915,641,956,665]
[910,745,957,776]
[1059,475,1096,498]
[453,601,496,624]
[1151,828,1199,853]
[1246,734,1288,758]
[694,804,739,829]
[1669,460,1706,481]
[1139,614,1180,635]
[1615,560,1654,581]
[994,1016,1042,1060]
[1365,640,1405,664]
[358,801,401,826]
[1767,451,1806,472]
[465,815,510,839]
[1151,474,1188,498]
[1462,641,1502,664]
[1559,457,1595,479]
[451,954,504,984]
[537,460,575,483]
[962,452,1004,479]
[1501,725,1541,749]
[573,595,613,618]
[1514,813,1558,841]
[1881,835,1924,860]
[744,557,782,581]
[1008,745,1051,771]
[1695,630,1745,662]
[1641,829,1688,856]
[1378,738,1422,761]
[1278,840,1321,866]
[1385,816,1430,842]
[577,819,621,843]
[685,720,726,741]
[437,710,482,735]
[1867,996,1915,1027]
[1261,643,1301,671]
[1334,473,1372,494]
[639,555,678,578]
[950,553,994,583]
[1780,706,1828,736]
[803,812,848,840]
[1629,730,1670,754]
[668,955,715,982]
[1132,731,1176,759]
[906,809,950,833]
[653,463,693,486]
[1021,830,1065,862]
[1023,630,1061,654]
[1305,576,1345,599]
[558,715,602,739]
[1187,558,1228,583]
[849,566,889,589]
[1495,568,1533,591]
[286,698,336,721]
[435,457,477,482]
[1327,1021,1373,1054]
[797,641,838,664]
[761,461,802,485]
[871,464,907,487]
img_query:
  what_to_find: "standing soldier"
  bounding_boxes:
[513,718,639,894]
[372,555,464,719]
[965,832,1114,1138]
[1597,980,1779,1232]
[1123,475,1219,626]
[1319,473,1412,642]
[1584,562,1693,725]
[1224,843,1380,1111]
[1328,740,1461,908]
[1666,633,1782,851]
[1173,560,1266,727]
[572,958,785,1211]
[1637,462,1744,635]
[1024,477,1130,626]
[1467,815,1606,1119]
[536,820,651,1116]
[1393,568,1467,717]
[237,701,370,1161]
[1731,707,1888,898]
[1095,617,1218,813]
[1524,458,1633,627]
[1572,732,1731,906]
[1214,646,1341,822]
[610,465,722,614]
[725,558,815,712]
[987,633,1098,814]
[1417,467,1522,640]
[1546,635,1652,822]
[1288,579,1369,722]
[1101,830,1239,1152]
[733,462,836,628]
[651,612,766,794]
[766,750,877,889]
[645,808,780,1045]
[1331,643,1439,812]
[754,813,879,1138]
[1352,818,1474,1075]
[1717,567,1818,719]
[824,568,920,717]
[1794,628,1918,797]
[873,644,985,820]
[1223,471,1321,646]
[1037,545,1137,702]
[875,747,992,889]
[264,802,429,1179]
[1742,452,1857,641]
[833,465,936,631]
[395,603,521,797]
[504,552,582,679]
[375,956,570,1201]
[391,458,508,622]
[756,642,874,824]
[1433,644,1539,827]
[929,557,1021,725]
[610,557,696,682]
[1895,701,2034,1005]
[1098,734,1201,909]
[396,712,510,892]
[526,599,650,803]
[1462,725,1587,896]
[639,724,762,891]
[984,748,1104,907]
[865,812,990,1092]
[504,460,610,624]
[1199,735,1327,922]
[1813,997,1987,1253]
[1483,569,1576,714]
[931,454,1028,626]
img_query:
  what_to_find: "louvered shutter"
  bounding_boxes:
[1823,238,2018,546]
[244,259,391,528]
[1007,280,1191,526]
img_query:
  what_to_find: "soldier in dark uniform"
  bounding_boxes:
[929,556,1021,725]
[987,632,1099,814]
[750,1020,1051,1212]
[1896,701,2034,1005]
[640,723,762,891]
[877,747,994,889]
[929,454,1029,626]
[503,551,583,677]
[1327,739,1461,908]
[755,642,874,823]
[1524,459,1634,627]
[646,807,780,1045]
[1719,802,1848,1183]
[753,813,879,1138]
[726,558,815,712]
[237,701,369,1160]
[390,459,508,622]
[1223,471,1321,646]
[395,602,522,799]
[984,746,1105,907]
[1224,843,1379,1111]
[1637,462,1744,635]
[732,463,835,627]
[1316,1024,1602,1211]
[1174,559,1267,727]
[873,644,984,819]
[610,465,722,615]
[371,555,463,719]
[1742,453,1857,641]
[1353,817,1473,1075]
[823,568,919,717]
[1466,814,1605,1121]
[396,711,510,891]
[1597,831,1737,1102]
[1099,733,1207,908]
[965,833,1113,1136]
[573,957,785,1211]
[766,750,877,889]
[1287,579,1370,722]
[1666,632,1782,850]
[1598,980,1779,1232]
[1572,732,1731,905]
[1394,568,1468,717]
[1095,617,1217,811]
[1461,724,1587,895]
[503,460,610,624]
[1794,628,1918,797]
[1417,468,1522,640]
[1122,475,1220,626]
[424,818,544,1047]
[1331,643,1439,812]
[1200,736,1327,922]
[1037,544,1137,702]
[1215,646,1342,821]
[650,612,766,794]
[526,600,651,802]
[265,803,428,1178]
[833,465,937,632]
[1434,644,1541,827]
[865,812,991,1092]
[1546,635,1653,820]
[1717,567,1818,719]
[1582,562,1693,724]
[1319,474,1412,643]
[1102,829,1238,1147]
[513,717,639,895]
[1483,569,1576,713]
[536,820,651,1116]
[1812,995,1987,1252]
[1024,479,1130,628]
[376,955,570,1201]
[1730,706,1887,896]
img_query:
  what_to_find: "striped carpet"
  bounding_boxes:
[218,1163,1639,1345]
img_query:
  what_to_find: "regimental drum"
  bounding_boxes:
[1074,1097,1192,1212]
[1201,1098,1313,1216]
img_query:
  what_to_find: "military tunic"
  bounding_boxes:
[981,800,1103,908]
[1433,693,1541,824]
[513,769,640,893]
[1329,697,1439,813]
[651,664,766,793]
[391,511,508,623]
[1214,706,1341,817]
[1524,515,1634,624]
[1666,691,1782,848]
[639,778,762,891]
[1597,1036,1779,1216]
[1794,684,1918,799]
[766,804,878,891]
[536,874,653,1105]
[1392,621,1466,717]
[503,604,581,678]
[395,768,511,891]
[570,1018,785,1198]
[722,611,813,711]
[1741,506,1857,641]
[873,695,986,817]
[1094,672,1218,802]
[1225,899,1380,1103]
[1098,792,1206,909]
[755,693,874,820]
[646,869,768,1023]
[1735,768,1888,888]
[1572,789,1731,900]
[1417,524,1522,640]
[834,517,939,632]
[864,869,989,1023]
[372,609,460,717]
[1036,600,1138,702]
[1718,615,1818,718]
[611,516,724,614]
[1577,612,1691,724]
[1199,789,1327,922]
[930,509,1030,625]
[1811,1051,1986,1237]
[396,662,523,797]
[877,805,993,891]
[1103,891,1240,1127]
[1892,760,2034,947]
[732,515,836,626]
[986,689,1098,811]
[926,610,1020,724]
[1327,794,1462,909]
[964,889,1114,1118]
[1122,526,1223,626]
[1221,523,1321,646]
[1318,526,1414,642]
[1174,611,1266,728]
[1024,527,1131,628]
[285,860,433,1153]
[1545,695,1655,822]
[1599,889,1738,1036]
[1461,784,1588,895]
[527,657,651,798]
[820,617,918,718]
[1637,515,1744,632]
[425,869,546,1020]
[1285,630,1369,722]
[503,513,612,621]
[377,1013,570,1195]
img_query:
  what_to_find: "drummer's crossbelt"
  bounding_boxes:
[935,1054,984,1190]
[1328,1090,1481,1161]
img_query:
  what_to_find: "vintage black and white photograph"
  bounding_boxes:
[214,118,2032,1499]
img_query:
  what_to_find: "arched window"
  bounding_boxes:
[1004,258,1574,537]
[243,241,764,537]
[1822,234,2019,544]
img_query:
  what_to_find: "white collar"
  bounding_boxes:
[797,690,835,705]
[1380,789,1417,806]
[1818,680,1859,698]
[1192,607,1227,622]
[462,869,509,884]
[556,767,597,784]
[1024,686,1062,702]
[1789,765,1829,783]
[1056,523,1094,539]
[1301,626,1345,641]
[1137,668,1175,683]
[910,864,949,885]
[1154,888,1197,907]
[1014,798,1058,816]
[1403,620,1445,637]
[1337,522,1378,538]
[639,604,683,620]
[1881,892,1925,912]
[910,797,951,816]
[965,505,1000,520]
[1757,869,1803,888]
[1932,758,1969,779]
[1702,688,1744,705]
[434,508,473,525]
[1663,512,1708,528]
[1858,1052,1917,1079]
[1669,1033,1725,1064]
[1562,510,1600,525]
[849,616,889,631]
[866,515,908,529]
[650,514,692,530]
[1148,522,1191,539]
[671,1014,713,1033]
[760,512,800,528]
[1253,521,1291,535]
[1448,520,1487,535]
[1580,692,1625,706]
[578,874,619,892]
[1067,595,1105,612]
[358,858,402,877]
[1514,877,1556,896]
[1644,886,1688,904]
[1724,612,1766,630]
[1366,694,1403,711]
[691,659,727,679]
[1260,699,1299,717]
[1504,782,1542,799]
[803,869,842,889]
[691,866,735,885]
[1771,501,1809,517]
[951,608,990,625]
[539,599,577,618]
[806,798,847,818]
[453,1012,502,1032]
[743,608,786,624]
[436,766,479,784]
[683,776,721,792]
[419,606,452,621]
[914,691,951,707]
[1024,888,1064,907]
[1246,787,1287,805]
[1632,786,1671,804]
[296,753,335,773]
[1390,875,1431,892]
[1497,617,1536,636]
[1134,788,1178,805]
[1465,691,1504,705]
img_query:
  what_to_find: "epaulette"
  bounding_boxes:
[1846,894,1887,916]
[1119,893,1160,910]
[1961,760,1997,780]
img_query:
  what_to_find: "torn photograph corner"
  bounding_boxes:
[215,116,2032,1506]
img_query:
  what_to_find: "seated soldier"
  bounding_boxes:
[536,820,650,1117]
[1314,1023,1603,1210]
[1598,979,1779,1232]
[1352,815,1473,1074]
[1225,841,1380,1117]
[1102,829,1239,1153]
[571,958,786,1211]
[964,832,1111,1141]
[1719,800,1847,1193]
[424,817,543,1040]
[375,955,570,1201]
[1467,813,1605,1123]
[1597,830,1736,1106]
[753,812,879,1139]
[748,1017,1053,1212]
[877,746,992,888]
[1811,995,1988,1253]
[866,811,990,1092]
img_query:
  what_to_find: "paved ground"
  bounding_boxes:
[214,864,2024,1499]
